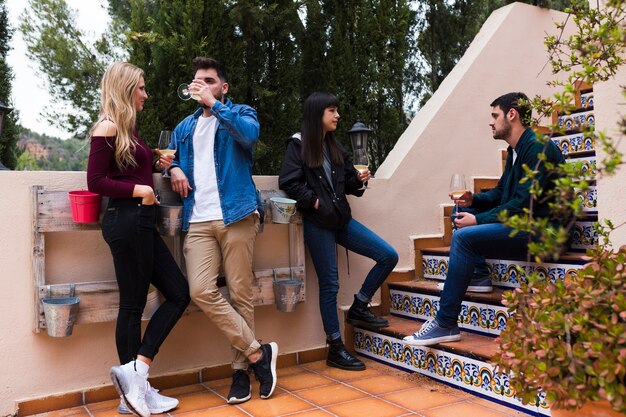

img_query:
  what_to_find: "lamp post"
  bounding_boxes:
[347,121,372,151]
[0,101,13,170]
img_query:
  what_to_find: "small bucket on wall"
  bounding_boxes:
[270,197,297,224]
[273,272,302,313]
[157,204,183,236]
[68,190,101,223]
[42,295,80,337]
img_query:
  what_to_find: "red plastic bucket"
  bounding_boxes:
[68,190,102,223]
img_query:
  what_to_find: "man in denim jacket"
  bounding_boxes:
[169,57,277,405]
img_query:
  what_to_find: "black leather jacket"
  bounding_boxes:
[278,134,365,230]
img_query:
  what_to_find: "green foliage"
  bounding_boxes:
[18,0,415,174]
[0,0,19,169]
[19,0,121,138]
[494,0,626,412]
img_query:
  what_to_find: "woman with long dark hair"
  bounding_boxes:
[87,62,190,417]
[279,92,398,371]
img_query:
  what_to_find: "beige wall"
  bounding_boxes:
[3,2,625,414]
[595,64,626,246]
[0,172,326,414]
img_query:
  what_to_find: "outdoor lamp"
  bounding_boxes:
[0,101,13,170]
[347,121,371,151]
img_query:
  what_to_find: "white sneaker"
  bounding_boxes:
[118,384,179,414]
[110,362,150,417]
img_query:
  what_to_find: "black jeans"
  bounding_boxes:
[102,198,190,364]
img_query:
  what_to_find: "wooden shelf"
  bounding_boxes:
[32,186,306,334]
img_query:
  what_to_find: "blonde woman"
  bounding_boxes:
[87,62,190,417]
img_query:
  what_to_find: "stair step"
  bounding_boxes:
[389,280,505,305]
[420,247,588,287]
[353,315,551,416]
[388,282,509,336]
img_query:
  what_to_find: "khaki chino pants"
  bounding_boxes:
[184,214,260,370]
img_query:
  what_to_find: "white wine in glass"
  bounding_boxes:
[157,131,177,176]
[177,83,201,101]
[449,174,467,230]
[353,148,370,189]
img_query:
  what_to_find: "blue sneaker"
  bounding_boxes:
[403,319,461,346]
[437,275,493,293]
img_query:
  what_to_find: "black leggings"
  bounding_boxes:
[102,198,190,364]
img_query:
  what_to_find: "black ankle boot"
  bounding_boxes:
[346,295,389,328]
[327,338,365,371]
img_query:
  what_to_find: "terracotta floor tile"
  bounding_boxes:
[32,406,90,417]
[160,383,208,397]
[237,391,314,417]
[89,406,123,417]
[277,365,310,377]
[171,404,250,417]
[325,397,409,417]
[301,360,328,371]
[282,409,334,416]
[420,401,513,417]
[295,384,367,406]
[381,387,465,411]
[86,399,120,412]
[203,376,232,389]
[347,374,417,395]
[279,372,334,391]
[316,365,381,381]
[171,390,226,413]
[468,398,533,416]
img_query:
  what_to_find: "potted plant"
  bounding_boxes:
[493,1,626,415]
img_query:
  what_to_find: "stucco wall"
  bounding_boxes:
[0,172,326,414]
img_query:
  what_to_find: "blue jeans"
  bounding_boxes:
[304,218,398,340]
[436,222,530,327]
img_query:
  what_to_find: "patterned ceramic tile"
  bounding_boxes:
[550,132,595,154]
[353,329,550,416]
[390,289,509,336]
[558,110,594,130]
[567,155,597,179]
[389,289,439,321]
[570,220,598,251]
[422,254,448,280]
[580,92,594,109]
[575,185,597,212]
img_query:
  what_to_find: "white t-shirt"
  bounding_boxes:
[190,115,223,222]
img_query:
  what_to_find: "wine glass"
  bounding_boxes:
[353,148,370,190]
[449,174,467,230]
[177,83,200,101]
[157,130,177,177]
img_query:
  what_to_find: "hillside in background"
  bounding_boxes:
[15,128,89,171]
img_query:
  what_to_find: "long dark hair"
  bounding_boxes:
[301,92,345,168]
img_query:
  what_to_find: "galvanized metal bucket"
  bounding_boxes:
[42,296,80,337]
[273,272,302,312]
[157,204,183,236]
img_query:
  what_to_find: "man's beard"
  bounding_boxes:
[201,91,223,109]
[493,120,511,140]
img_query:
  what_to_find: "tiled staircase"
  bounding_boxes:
[349,84,597,417]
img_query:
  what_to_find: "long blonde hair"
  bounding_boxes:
[93,62,144,170]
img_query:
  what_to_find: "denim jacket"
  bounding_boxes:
[170,100,263,231]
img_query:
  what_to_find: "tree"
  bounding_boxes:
[20,0,120,138]
[415,0,570,105]
[0,0,19,169]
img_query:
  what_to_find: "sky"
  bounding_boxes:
[5,0,110,139]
